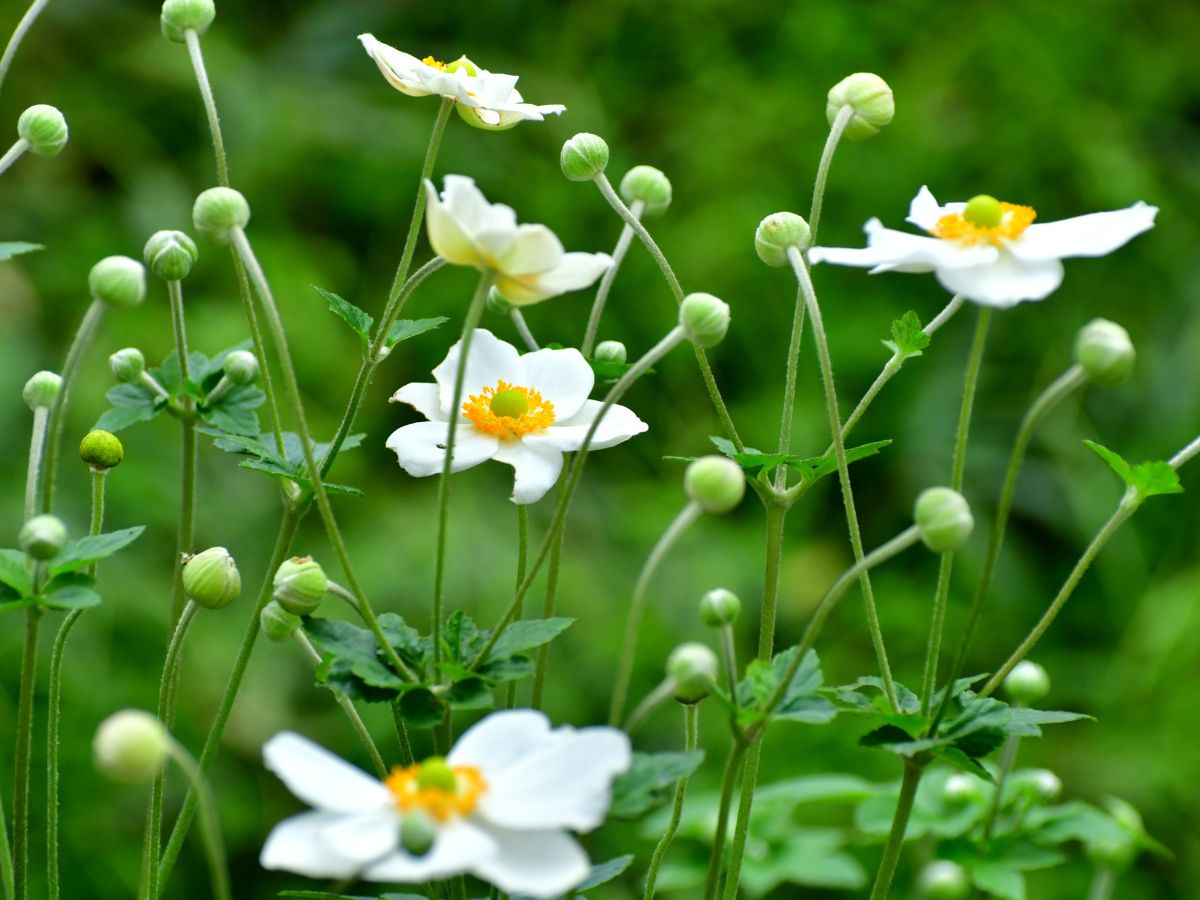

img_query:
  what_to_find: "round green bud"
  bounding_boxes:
[914,487,974,553]
[594,340,627,365]
[679,292,730,348]
[143,229,199,281]
[942,773,985,807]
[260,600,302,642]
[88,256,146,309]
[1086,834,1138,872]
[1074,318,1135,387]
[486,286,514,316]
[1104,797,1145,837]
[109,348,146,383]
[699,588,741,627]
[826,73,894,141]
[619,165,672,217]
[161,0,216,42]
[192,187,250,244]
[22,370,62,410]
[963,195,1003,229]
[272,555,328,616]
[80,430,124,470]
[416,757,457,792]
[667,642,719,704]
[684,455,746,515]
[918,861,970,900]
[560,132,609,182]
[1003,660,1050,705]
[17,104,68,157]
[754,212,812,267]
[93,710,168,784]
[19,514,67,560]
[1011,768,1061,804]
[182,546,241,609]
[223,350,259,385]
[399,809,438,857]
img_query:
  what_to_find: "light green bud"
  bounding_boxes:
[1003,660,1050,705]
[399,809,438,856]
[679,292,730,348]
[942,773,985,806]
[143,230,198,281]
[619,165,672,217]
[23,370,62,410]
[1105,797,1145,837]
[260,600,302,642]
[699,588,741,627]
[1086,835,1138,872]
[89,256,147,309]
[914,487,974,553]
[93,710,168,784]
[486,286,514,316]
[826,73,894,141]
[666,642,719,703]
[109,348,146,383]
[1074,318,1135,387]
[754,212,811,267]
[223,350,259,385]
[1011,768,1061,804]
[182,546,241,609]
[685,456,745,514]
[19,514,67,560]
[192,187,250,244]
[560,132,609,181]
[918,861,970,900]
[17,104,68,157]
[594,340,627,365]
[161,0,216,42]
[272,556,328,616]
[80,430,124,470]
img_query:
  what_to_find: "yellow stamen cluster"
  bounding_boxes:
[422,56,448,71]
[385,762,486,822]
[932,201,1036,246]
[462,380,556,440]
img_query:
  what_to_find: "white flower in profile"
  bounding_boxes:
[808,187,1157,308]
[387,329,648,504]
[425,176,612,305]
[358,34,565,128]
[260,710,631,898]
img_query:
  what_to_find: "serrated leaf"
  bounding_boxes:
[881,310,930,359]
[48,527,145,577]
[315,286,373,342]
[446,677,493,710]
[789,440,893,484]
[1083,440,1182,499]
[610,750,705,820]
[398,687,446,728]
[96,383,161,432]
[0,549,32,596]
[303,618,408,696]
[968,862,1025,900]
[378,613,432,669]
[200,383,264,436]
[1003,707,1092,738]
[509,855,635,899]
[0,242,43,261]
[738,648,835,725]
[386,316,449,349]
[484,617,574,662]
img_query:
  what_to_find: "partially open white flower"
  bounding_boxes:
[808,187,1157,308]
[425,176,612,305]
[260,710,631,898]
[358,35,565,128]
[387,329,648,504]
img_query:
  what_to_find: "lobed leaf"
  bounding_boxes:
[48,527,145,577]
[609,750,705,820]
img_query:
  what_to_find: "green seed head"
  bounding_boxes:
[619,165,672,217]
[17,104,69,157]
[80,430,124,470]
[272,556,329,616]
[415,757,457,793]
[144,229,199,281]
[667,642,719,704]
[192,187,250,244]
[182,546,241,609]
[93,710,168,784]
[22,370,62,410]
[89,256,147,309]
[489,389,529,419]
[161,0,216,42]
[963,195,1003,229]
[19,514,68,560]
[684,456,746,515]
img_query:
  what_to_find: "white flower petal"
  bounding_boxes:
[425,180,484,267]
[385,420,499,478]
[443,175,518,239]
[432,328,525,409]
[524,400,648,452]
[320,811,400,863]
[904,185,945,231]
[470,826,590,898]
[1008,202,1157,261]
[447,710,558,778]
[491,441,564,505]
[809,220,997,274]
[935,250,1065,308]
[495,252,612,306]
[262,732,392,814]
[363,820,498,883]
[495,224,565,276]
[358,35,435,98]
[389,382,446,421]
[518,347,593,420]
[260,811,364,879]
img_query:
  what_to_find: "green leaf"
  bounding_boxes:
[609,750,705,820]
[0,549,33,596]
[386,316,450,350]
[881,310,930,358]
[484,617,574,662]
[442,611,485,665]
[0,242,43,261]
[788,440,893,485]
[738,648,835,725]
[378,613,432,669]
[446,677,493,710]
[303,618,408,696]
[509,855,635,900]
[48,527,145,577]
[1084,440,1184,499]
[398,688,446,729]
[314,286,373,342]
[967,862,1025,900]
[1003,707,1092,737]
[201,383,265,436]
[96,383,161,432]
[41,584,102,610]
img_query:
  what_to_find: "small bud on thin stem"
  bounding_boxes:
[0,138,29,176]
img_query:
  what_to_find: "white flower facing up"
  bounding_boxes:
[387,329,648,504]
[260,710,631,898]
[426,175,612,305]
[808,187,1158,307]
[358,34,565,128]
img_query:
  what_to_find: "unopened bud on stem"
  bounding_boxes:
[619,165,672,217]
[182,546,241,609]
[593,340,627,365]
[699,588,741,627]
[17,104,68,157]
[89,256,146,309]
[1074,319,1134,387]
[80,430,124,470]
[161,0,216,42]
[93,710,168,784]
[273,556,328,616]
[666,642,718,703]
[19,514,67,560]
[826,73,894,141]
[23,371,62,410]
[685,456,745,514]
[680,292,730,348]
[560,133,609,181]
[914,487,973,553]
[193,187,250,244]
[1003,660,1050,704]
[144,230,199,281]
[755,212,811,267]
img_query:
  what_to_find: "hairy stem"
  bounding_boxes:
[505,505,530,710]
[165,742,230,900]
[0,0,51,97]
[168,279,197,626]
[23,407,48,523]
[868,759,923,900]
[530,508,565,711]
[702,741,746,900]
[183,28,228,186]
[644,704,699,898]
[581,200,642,356]
[510,309,539,351]
[807,105,853,245]
[0,139,28,177]
[12,610,41,900]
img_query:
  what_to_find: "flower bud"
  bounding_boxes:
[679,292,730,348]
[109,348,146,383]
[1086,835,1137,872]
[273,556,328,616]
[143,229,199,281]
[560,132,609,182]
[485,287,514,316]
[1074,318,1135,387]
[918,861,970,900]
[17,104,68,157]
[23,370,62,410]
[93,710,168,784]
[161,0,216,42]
[399,809,438,857]
[223,350,259,385]
[182,546,241,609]
[666,642,718,704]
[89,256,146,309]
[19,514,67,560]
[80,430,124,471]
[699,588,741,627]
[192,187,250,244]
[942,773,985,807]
[260,600,302,642]
[1003,660,1050,705]
[826,73,894,141]
[685,456,745,515]
[754,212,811,267]
[914,487,974,553]
[619,165,672,217]
[593,340,627,365]
[1011,768,1061,804]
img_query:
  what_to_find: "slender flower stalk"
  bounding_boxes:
[0,784,11,900]
[702,741,747,900]
[12,610,41,900]
[23,406,48,522]
[807,105,853,245]
[509,308,539,351]
[1088,867,1118,900]
[981,729,1022,842]
[623,679,677,736]
[182,28,228,186]
[168,279,198,626]
[581,200,643,356]
[530,511,566,710]
[230,250,285,454]
[505,505,530,709]
[644,704,699,898]
[0,0,51,99]
[867,760,923,900]
[164,741,231,900]
[0,139,28,176]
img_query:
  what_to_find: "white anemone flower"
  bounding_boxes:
[387,329,648,504]
[808,187,1157,308]
[426,176,612,305]
[260,710,631,898]
[358,34,565,128]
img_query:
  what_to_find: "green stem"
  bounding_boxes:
[201,375,232,407]
[1170,435,1200,469]
[774,283,807,492]
[168,279,197,626]
[721,741,762,900]
[581,201,643,357]
[389,702,415,767]
[623,679,676,736]
[701,741,746,900]
[530,504,565,711]
[609,501,702,726]
[981,731,1021,843]
[24,407,48,522]
[0,0,50,99]
[1087,866,1117,900]
[807,105,853,246]
[868,760,923,900]
[718,625,739,710]
[165,741,231,900]
[509,309,539,351]
[0,761,10,900]
[230,249,285,454]
[183,28,228,186]
[644,704,699,899]
[12,610,42,900]
[0,139,28,177]
[505,505,530,710]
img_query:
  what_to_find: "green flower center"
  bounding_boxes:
[415,757,457,793]
[489,389,529,419]
[963,194,1003,228]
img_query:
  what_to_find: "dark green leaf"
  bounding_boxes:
[882,310,930,358]
[1004,707,1092,737]
[609,750,704,819]
[399,688,446,729]
[378,613,432,669]
[315,286,373,341]
[387,316,450,349]
[0,242,43,261]
[484,617,574,662]
[48,527,145,577]
[789,440,893,484]
[303,618,407,695]
[476,654,535,683]
[0,549,32,596]
[509,855,636,899]
[41,584,102,610]
[96,383,161,432]
[738,648,835,725]
[446,677,493,710]
[201,383,265,436]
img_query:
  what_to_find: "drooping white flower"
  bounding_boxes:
[425,175,612,305]
[808,187,1157,308]
[260,710,631,898]
[358,34,565,128]
[387,329,648,504]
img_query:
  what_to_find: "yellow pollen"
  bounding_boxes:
[385,762,486,822]
[931,201,1036,246]
[462,380,556,440]
[422,55,448,71]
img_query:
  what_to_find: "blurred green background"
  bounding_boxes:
[2,0,1199,896]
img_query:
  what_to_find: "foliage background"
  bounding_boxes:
[1,0,1198,896]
